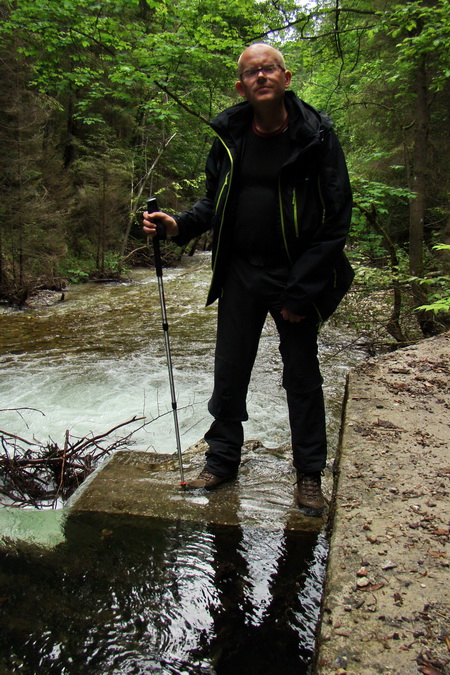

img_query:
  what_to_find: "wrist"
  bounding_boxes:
[170,215,181,238]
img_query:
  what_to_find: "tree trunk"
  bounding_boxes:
[409,54,428,278]
[408,52,436,336]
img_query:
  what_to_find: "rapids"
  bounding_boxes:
[0,253,364,460]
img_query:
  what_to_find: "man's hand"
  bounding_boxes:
[143,211,179,238]
[281,308,305,323]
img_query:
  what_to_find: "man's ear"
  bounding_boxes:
[284,70,292,87]
[235,80,246,98]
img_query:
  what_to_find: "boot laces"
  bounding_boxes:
[198,469,216,483]
[297,473,321,498]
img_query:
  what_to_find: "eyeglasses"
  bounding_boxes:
[240,63,285,82]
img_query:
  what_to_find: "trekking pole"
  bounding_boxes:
[147,197,186,488]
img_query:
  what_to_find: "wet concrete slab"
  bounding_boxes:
[315,331,450,675]
[0,508,66,550]
[68,440,325,533]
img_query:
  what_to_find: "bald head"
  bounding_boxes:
[237,43,286,76]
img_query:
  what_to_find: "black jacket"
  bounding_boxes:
[173,90,354,321]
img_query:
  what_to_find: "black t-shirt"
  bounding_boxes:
[233,124,291,260]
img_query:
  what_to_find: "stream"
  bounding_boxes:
[0,254,366,673]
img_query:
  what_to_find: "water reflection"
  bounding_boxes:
[0,513,324,674]
[200,524,325,673]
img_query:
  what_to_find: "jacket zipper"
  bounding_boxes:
[292,188,299,237]
[278,176,293,265]
[278,135,321,263]
[211,134,234,275]
[317,175,325,220]
[215,170,230,216]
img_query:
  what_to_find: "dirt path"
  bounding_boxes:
[316,331,450,674]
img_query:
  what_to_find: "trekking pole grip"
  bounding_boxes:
[147,197,165,278]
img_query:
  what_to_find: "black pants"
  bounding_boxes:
[204,258,327,477]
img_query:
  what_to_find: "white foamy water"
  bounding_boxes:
[0,254,364,458]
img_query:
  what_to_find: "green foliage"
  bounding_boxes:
[66,268,90,284]
[0,0,448,335]
[350,255,396,290]
[417,296,450,315]
[415,245,450,315]
[101,252,130,277]
[351,176,415,215]
[60,252,129,283]
[385,0,450,91]
[350,174,414,262]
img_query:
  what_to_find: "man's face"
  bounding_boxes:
[235,46,291,108]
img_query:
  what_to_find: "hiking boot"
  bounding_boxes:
[296,472,325,517]
[185,468,233,491]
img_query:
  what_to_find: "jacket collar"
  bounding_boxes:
[209,90,332,146]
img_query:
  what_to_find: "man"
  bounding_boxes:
[143,43,353,516]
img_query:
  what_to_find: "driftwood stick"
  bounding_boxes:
[0,415,150,507]
[68,416,144,454]
[0,429,39,446]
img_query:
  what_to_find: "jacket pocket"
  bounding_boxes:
[314,253,354,322]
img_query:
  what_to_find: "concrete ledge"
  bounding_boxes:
[316,332,450,674]
[68,440,326,533]
[0,508,65,550]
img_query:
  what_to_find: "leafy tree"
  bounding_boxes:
[282,0,449,335]
[0,0,448,341]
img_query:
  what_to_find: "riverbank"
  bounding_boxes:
[315,331,450,675]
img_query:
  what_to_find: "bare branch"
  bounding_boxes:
[153,80,212,126]
[250,6,378,42]
[0,429,39,446]
[0,416,145,507]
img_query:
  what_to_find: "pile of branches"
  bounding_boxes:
[0,416,144,508]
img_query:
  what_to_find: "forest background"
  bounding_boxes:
[0,0,449,346]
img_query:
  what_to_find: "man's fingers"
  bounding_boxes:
[281,308,306,323]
